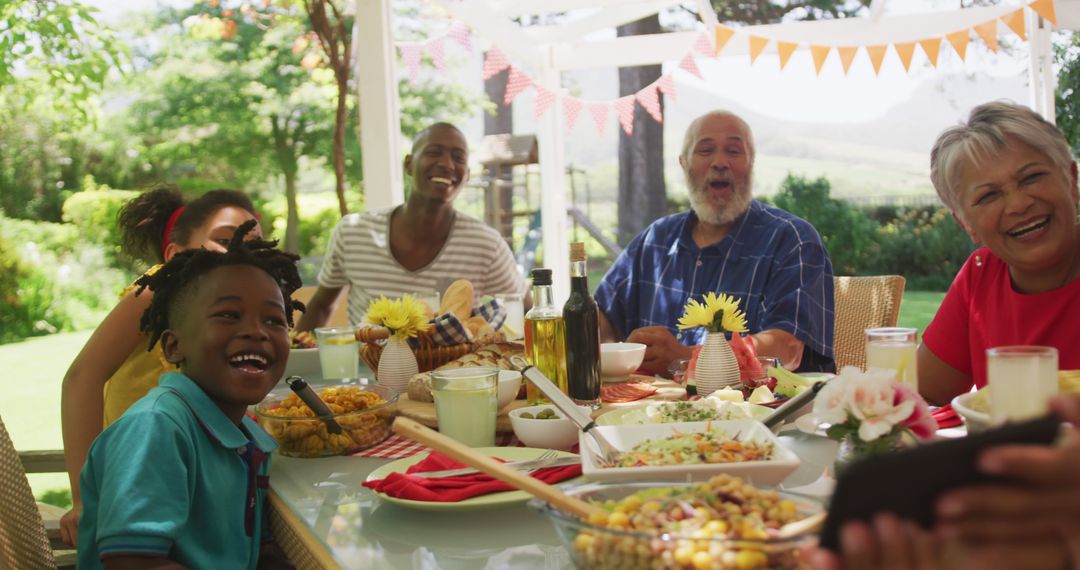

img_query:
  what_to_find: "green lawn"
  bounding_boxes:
[896,290,946,335]
[1,289,947,499]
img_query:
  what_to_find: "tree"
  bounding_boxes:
[302,0,351,216]
[616,16,665,246]
[0,0,124,119]
[1056,31,1080,153]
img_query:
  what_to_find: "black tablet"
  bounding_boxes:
[819,413,1062,551]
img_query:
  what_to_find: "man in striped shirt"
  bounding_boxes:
[596,110,835,374]
[298,122,527,329]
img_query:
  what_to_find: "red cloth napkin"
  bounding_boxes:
[932,404,963,429]
[362,451,582,502]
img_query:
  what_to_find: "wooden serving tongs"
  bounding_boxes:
[392,416,605,519]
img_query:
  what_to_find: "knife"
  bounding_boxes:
[411,455,582,479]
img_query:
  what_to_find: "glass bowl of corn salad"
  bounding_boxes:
[532,474,822,569]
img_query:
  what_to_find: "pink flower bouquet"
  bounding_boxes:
[812,366,936,457]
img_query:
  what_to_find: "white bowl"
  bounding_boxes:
[497,370,523,412]
[579,419,801,486]
[282,347,321,380]
[952,391,991,433]
[509,404,588,451]
[600,342,646,379]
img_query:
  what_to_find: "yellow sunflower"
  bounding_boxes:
[676,292,748,334]
[366,295,432,339]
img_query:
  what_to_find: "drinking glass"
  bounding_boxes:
[411,290,441,318]
[987,346,1058,423]
[314,326,360,380]
[496,293,525,340]
[865,327,919,390]
[431,367,499,447]
[745,356,782,388]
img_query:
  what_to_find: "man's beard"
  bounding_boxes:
[686,172,753,226]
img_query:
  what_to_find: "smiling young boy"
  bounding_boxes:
[76,220,301,569]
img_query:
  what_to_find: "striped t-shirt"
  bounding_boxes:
[317,207,527,324]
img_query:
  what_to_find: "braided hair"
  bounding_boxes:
[117,185,257,264]
[133,220,305,351]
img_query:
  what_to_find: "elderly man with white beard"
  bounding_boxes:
[595,110,836,375]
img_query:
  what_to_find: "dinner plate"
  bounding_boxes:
[365,447,581,512]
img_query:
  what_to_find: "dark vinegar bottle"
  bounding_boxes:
[562,242,601,408]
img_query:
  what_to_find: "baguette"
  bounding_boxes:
[439,279,474,322]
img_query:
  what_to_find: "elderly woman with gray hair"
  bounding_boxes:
[811,101,1080,569]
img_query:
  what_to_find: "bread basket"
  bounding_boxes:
[356,326,474,374]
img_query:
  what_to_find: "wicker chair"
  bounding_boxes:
[0,414,75,569]
[832,275,907,371]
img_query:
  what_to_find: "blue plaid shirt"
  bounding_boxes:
[595,201,835,372]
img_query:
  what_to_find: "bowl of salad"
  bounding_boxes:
[532,474,821,570]
[579,419,800,486]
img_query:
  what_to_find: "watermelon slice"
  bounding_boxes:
[730,331,765,386]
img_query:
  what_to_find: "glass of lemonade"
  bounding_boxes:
[496,293,525,340]
[987,346,1058,423]
[431,367,498,447]
[314,326,360,380]
[865,327,919,389]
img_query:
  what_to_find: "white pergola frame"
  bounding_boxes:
[353,0,1080,301]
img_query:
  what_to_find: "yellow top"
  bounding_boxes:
[101,265,173,426]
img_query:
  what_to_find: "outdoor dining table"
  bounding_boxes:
[264,371,854,569]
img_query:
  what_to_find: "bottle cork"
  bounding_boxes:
[569,242,586,262]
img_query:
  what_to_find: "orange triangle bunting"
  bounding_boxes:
[894,42,916,72]
[919,38,942,67]
[1028,0,1057,25]
[777,41,798,70]
[974,20,998,52]
[866,45,888,75]
[1002,9,1027,40]
[810,45,831,75]
[947,30,969,60]
[838,46,857,74]
[748,35,769,64]
[715,25,736,55]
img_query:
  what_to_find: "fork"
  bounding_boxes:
[413,449,561,479]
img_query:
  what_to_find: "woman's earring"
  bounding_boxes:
[974,254,983,267]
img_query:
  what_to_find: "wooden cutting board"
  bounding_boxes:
[396,377,686,431]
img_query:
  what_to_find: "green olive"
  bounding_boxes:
[520,412,535,419]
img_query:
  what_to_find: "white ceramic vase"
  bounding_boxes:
[694,332,741,397]
[377,336,418,397]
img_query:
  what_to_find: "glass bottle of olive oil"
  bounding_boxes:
[523,268,568,403]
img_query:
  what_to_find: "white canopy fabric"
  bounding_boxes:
[353,0,1079,300]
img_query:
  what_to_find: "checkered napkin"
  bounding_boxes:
[353,432,523,460]
[422,298,508,347]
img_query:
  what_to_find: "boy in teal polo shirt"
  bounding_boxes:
[77,221,301,569]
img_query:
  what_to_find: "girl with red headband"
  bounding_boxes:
[59,185,260,546]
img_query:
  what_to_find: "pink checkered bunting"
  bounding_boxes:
[503,65,531,105]
[636,84,662,122]
[613,95,636,136]
[534,84,556,119]
[426,37,445,71]
[448,21,472,53]
[692,32,714,56]
[587,102,610,139]
[657,73,677,102]
[563,97,584,133]
[399,44,423,82]
[679,53,703,79]
[482,47,510,80]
